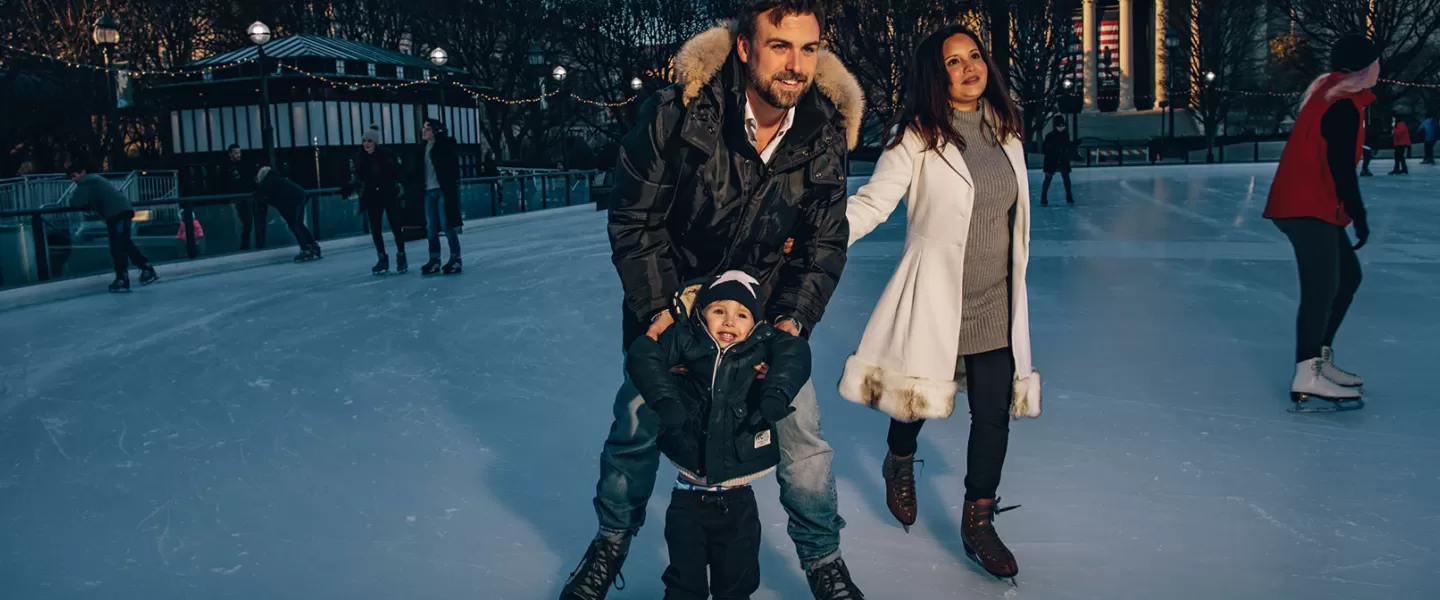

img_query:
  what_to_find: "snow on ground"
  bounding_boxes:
[1,164,1437,599]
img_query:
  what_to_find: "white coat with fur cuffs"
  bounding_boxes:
[838,114,1041,422]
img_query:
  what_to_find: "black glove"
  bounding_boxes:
[1352,214,1370,251]
[648,399,688,430]
[757,394,795,425]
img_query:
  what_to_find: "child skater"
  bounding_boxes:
[625,270,811,599]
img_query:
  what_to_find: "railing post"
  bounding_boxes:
[491,181,500,216]
[30,213,51,282]
[541,175,549,210]
[1118,143,1125,166]
[309,193,321,240]
[519,178,528,212]
[1254,139,1260,163]
[564,173,572,206]
[182,206,199,259]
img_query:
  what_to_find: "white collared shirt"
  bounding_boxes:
[744,101,796,164]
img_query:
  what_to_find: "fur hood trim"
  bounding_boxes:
[674,21,865,150]
[839,355,1042,422]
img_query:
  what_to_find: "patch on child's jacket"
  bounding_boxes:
[754,430,771,449]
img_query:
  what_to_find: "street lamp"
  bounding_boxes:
[430,46,448,117]
[1204,71,1218,163]
[93,13,120,168]
[1164,34,1180,145]
[552,65,568,169]
[630,77,643,92]
[249,21,276,169]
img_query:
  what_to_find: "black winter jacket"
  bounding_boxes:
[607,23,863,349]
[415,135,462,227]
[216,158,254,195]
[346,147,402,210]
[626,284,812,486]
[68,174,131,220]
[255,170,306,210]
[1042,129,1071,174]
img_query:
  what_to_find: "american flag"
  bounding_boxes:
[1059,9,1121,84]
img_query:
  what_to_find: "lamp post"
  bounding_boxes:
[1164,34,1179,145]
[553,65,568,169]
[630,77,643,92]
[93,12,120,169]
[1204,70,1217,163]
[429,46,448,118]
[248,21,276,169]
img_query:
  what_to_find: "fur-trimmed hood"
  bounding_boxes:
[673,21,865,150]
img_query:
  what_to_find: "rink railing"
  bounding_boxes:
[1071,137,1285,167]
[0,170,598,289]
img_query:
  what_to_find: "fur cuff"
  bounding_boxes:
[838,355,957,423]
[1010,368,1041,419]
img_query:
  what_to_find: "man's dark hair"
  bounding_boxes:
[227,143,241,151]
[738,0,826,42]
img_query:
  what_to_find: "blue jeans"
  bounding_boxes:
[594,376,844,567]
[424,189,459,259]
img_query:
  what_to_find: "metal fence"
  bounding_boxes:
[0,170,596,290]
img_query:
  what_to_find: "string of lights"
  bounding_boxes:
[0,43,256,78]
[278,63,435,91]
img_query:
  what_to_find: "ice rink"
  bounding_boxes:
[2,163,1437,599]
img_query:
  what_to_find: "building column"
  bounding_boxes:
[1083,0,1099,113]
[1118,0,1135,110]
[1155,0,1167,106]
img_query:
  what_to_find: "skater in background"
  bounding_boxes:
[67,161,158,292]
[255,166,321,262]
[1040,115,1073,206]
[1262,33,1377,409]
[840,24,1040,584]
[1417,114,1438,165]
[418,118,462,275]
[1360,144,1374,176]
[625,270,809,600]
[217,144,263,249]
[1390,116,1410,175]
[346,124,407,275]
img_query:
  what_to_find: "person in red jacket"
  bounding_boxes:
[1263,33,1378,410]
[1390,117,1411,175]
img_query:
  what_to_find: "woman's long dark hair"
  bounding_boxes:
[884,25,1024,152]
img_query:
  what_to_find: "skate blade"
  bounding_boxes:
[1289,392,1365,413]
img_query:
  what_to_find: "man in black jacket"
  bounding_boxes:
[560,2,865,599]
[217,144,263,249]
[417,118,462,275]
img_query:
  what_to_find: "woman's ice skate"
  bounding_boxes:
[1319,346,1363,388]
[1289,358,1364,413]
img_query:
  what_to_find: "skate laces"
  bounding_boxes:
[809,560,859,599]
[886,455,923,509]
[571,537,626,595]
[968,498,1020,551]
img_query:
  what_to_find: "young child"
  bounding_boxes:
[625,270,812,600]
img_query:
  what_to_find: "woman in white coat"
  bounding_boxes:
[838,24,1040,581]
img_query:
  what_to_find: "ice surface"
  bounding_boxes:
[2,164,1438,599]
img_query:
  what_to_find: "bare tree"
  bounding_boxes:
[1003,0,1082,147]
[1180,0,1266,161]
[1274,0,1440,124]
[824,0,981,147]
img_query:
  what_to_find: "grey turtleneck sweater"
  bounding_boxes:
[952,109,1016,356]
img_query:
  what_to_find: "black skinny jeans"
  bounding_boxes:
[274,200,316,249]
[887,346,1014,503]
[366,200,405,254]
[105,211,150,278]
[1275,218,1362,363]
[1393,145,1409,173]
[663,486,761,600]
[1041,172,1072,202]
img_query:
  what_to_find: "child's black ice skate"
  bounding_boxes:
[395,252,408,274]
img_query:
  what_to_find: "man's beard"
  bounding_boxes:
[747,66,811,110]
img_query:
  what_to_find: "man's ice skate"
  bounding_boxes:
[138,266,158,286]
[420,258,442,276]
[1289,358,1364,413]
[108,277,130,293]
[371,253,389,275]
[558,532,628,600]
[395,252,408,274]
[805,557,865,599]
[1320,346,1363,388]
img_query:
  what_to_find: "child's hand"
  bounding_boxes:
[754,362,769,380]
